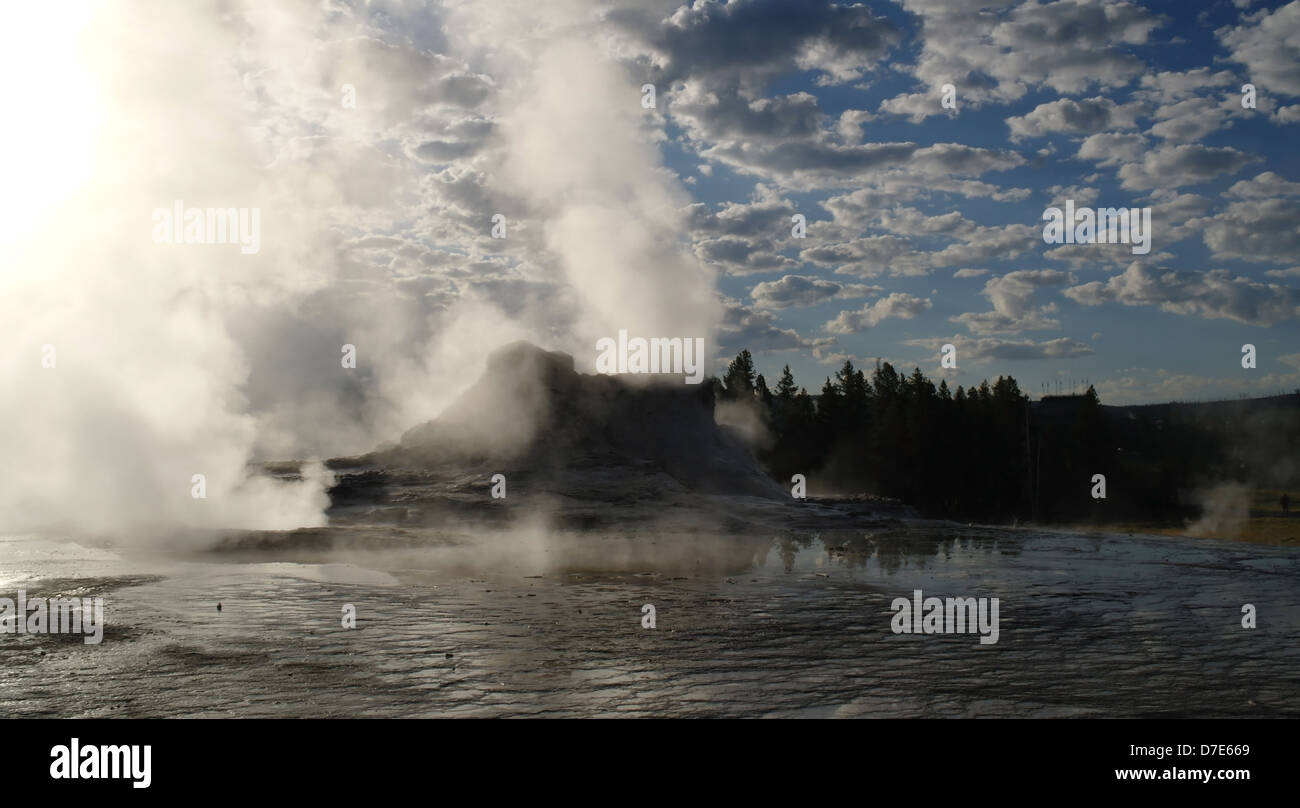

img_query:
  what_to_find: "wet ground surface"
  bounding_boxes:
[1,525,1297,717]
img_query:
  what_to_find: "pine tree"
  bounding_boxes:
[775,365,797,400]
[819,376,840,406]
[906,367,935,401]
[872,361,901,399]
[722,350,756,400]
[836,359,870,403]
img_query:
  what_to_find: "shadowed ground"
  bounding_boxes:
[1,525,1296,718]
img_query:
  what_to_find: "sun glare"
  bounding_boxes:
[0,2,101,244]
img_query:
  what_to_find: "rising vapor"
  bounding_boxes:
[0,0,719,539]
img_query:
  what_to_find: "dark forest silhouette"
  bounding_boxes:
[714,350,1300,524]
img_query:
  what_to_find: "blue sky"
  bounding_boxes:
[1,0,1297,531]
[12,0,1300,478]
[640,0,1300,403]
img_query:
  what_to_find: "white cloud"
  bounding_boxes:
[1006,96,1141,140]
[1064,262,1300,325]
[825,293,933,333]
[1217,1,1300,96]
[951,269,1069,334]
[1077,132,1148,167]
[906,334,1094,361]
[893,0,1164,110]
[750,275,879,309]
[1225,171,1300,198]
[1118,144,1260,190]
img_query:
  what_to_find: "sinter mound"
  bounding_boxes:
[385,341,783,498]
[239,342,911,550]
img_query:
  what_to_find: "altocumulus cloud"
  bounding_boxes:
[825,293,933,334]
[751,275,880,309]
[1064,263,1300,327]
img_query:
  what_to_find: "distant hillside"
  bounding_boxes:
[1103,391,1300,419]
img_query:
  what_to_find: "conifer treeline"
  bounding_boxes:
[715,350,1299,523]
[714,349,1104,522]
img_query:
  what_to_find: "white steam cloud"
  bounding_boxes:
[0,0,720,539]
